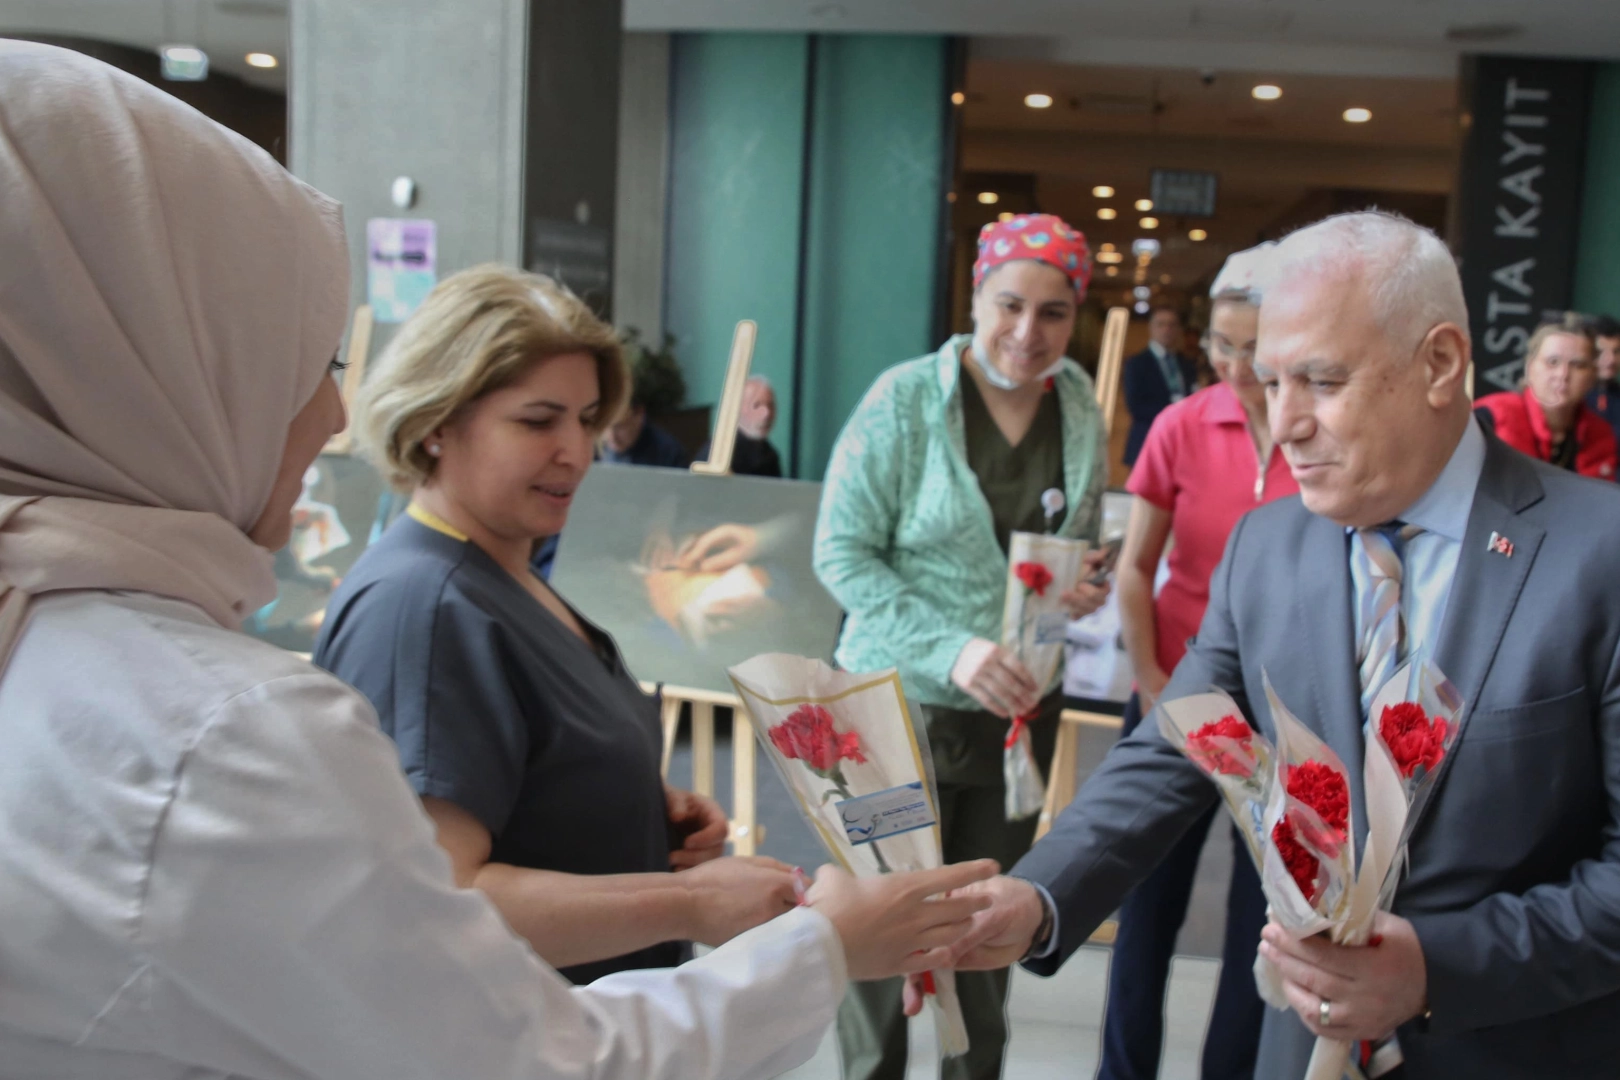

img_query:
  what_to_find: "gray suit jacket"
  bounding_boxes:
[1015,434,1620,1078]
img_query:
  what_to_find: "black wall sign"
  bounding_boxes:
[1455,56,1592,393]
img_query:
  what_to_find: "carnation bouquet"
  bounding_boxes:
[1157,660,1462,1080]
[728,654,971,1057]
[999,532,1088,820]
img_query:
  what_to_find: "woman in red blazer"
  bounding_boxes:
[1476,313,1618,480]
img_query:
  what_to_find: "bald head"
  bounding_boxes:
[1254,211,1473,527]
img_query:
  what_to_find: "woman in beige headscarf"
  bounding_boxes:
[0,41,993,1079]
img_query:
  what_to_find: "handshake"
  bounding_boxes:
[802,862,1043,990]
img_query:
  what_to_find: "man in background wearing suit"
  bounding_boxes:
[1122,305,1198,466]
[933,211,1620,1079]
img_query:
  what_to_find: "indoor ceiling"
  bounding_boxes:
[958,60,1460,306]
[627,1,1620,77]
[0,0,288,90]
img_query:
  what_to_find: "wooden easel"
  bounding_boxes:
[1034,306,1130,843]
[655,320,764,856]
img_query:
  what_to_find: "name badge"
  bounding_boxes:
[835,783,937,846]
[1034,611,1070,646]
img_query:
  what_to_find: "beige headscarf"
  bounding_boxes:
[0,41,350,672]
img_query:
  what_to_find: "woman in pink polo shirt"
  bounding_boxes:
[1097,245,1298,1080]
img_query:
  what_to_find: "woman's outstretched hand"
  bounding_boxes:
[805,860,999,981]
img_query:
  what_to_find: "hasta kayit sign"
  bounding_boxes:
[1456,56,1593,393]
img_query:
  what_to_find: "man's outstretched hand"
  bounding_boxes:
[900,875,1047,1017]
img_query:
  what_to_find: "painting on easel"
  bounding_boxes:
[549,464,842,694]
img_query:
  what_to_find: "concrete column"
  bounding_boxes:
[289,0,530,324]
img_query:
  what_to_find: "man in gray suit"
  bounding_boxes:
[928,211,1620,1078]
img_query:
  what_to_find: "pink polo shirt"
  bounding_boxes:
[1127,382,1299,674]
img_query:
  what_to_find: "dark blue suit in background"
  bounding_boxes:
[1122,348,1198,466]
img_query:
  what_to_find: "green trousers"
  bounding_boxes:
[836,695,1062,1080]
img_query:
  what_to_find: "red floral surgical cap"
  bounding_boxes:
[973,214,1092,301]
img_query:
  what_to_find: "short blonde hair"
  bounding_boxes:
[355,265,628,489]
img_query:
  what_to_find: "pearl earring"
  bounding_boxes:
[426,443,441,458]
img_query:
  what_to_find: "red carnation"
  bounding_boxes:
[1271,760,1350,905]
[769,704,866,776]
[1015,561,1054,597]
[1379,701,1450,779]
[1185,715,1255,777]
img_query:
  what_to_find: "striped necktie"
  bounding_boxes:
[1354,522,1423,715]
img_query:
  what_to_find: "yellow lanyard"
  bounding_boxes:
[406,501,469,542]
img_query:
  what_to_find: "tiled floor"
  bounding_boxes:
[778,948,1221,1080]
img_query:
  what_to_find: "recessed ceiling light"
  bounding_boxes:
[951,91,965,106]
[1139,216,1159,229]
[1189,228,1208,241]
[1135,198,1154,212]
[1160,274,1172,284]
[1099,243,1117,252]
[977,191,999,205]
[1097,207,1118,220]
[1024,93,1054,109]
[1134,300,1151,314]
[1092,185,1115,198]
[1252,84,1282,101]
[1106,266,1119,277]
[1343,107,1372,123]
[245,52,278,69]
[1134,286,1152,300]
[998,211,1014,222]
[1096,252,1124,264]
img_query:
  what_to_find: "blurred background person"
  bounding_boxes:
[317,266,804,985]
[1475,312,1617,480]
[699,375,783,477]
[815,213,1111,1080]
[1585,313,1620,446]
[602,367,691,468]
[1122,304,1198,467]
[1104,244,1295,1080]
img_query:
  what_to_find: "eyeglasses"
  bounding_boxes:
[1209,334,1256,362]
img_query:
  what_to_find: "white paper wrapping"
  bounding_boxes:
[727,654,971,1057]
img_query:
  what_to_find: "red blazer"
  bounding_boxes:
[1476,389,1618,480]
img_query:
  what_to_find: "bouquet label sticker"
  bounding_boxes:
[1033,611,1070,646]
[835,783,937,845]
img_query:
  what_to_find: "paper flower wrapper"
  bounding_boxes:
[999,532,1089,820]
[1301,661,1463,1080]
[727,654,970,1058]
[1155,691,1275,873]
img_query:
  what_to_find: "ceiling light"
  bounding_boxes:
[977,191,999,205]
[1251,84,1282,101]
[1099,243,1116,253]
[1343,107,1372,123]
[1134,300,1151,314]
[1189,228,1208,241]
[1097,207,1118,220]
[1024,93,1054,109]
[245,52,279,69]
[1134,286,1152,300]
[1135,198,1154,212]
[1160,274,1172,284]
[1132,238,1160,258]
[1139,216,1159,229]
[1096,251,1124,264]
[159,45,208,81]
[1106,266,1119,277]
[951,91,965,106]
[1092,185,1115,198]
[998,211,1014,222]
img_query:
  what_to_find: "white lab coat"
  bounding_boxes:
[0,590,845,1079]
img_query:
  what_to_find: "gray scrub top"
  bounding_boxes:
[314,513,683,985]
